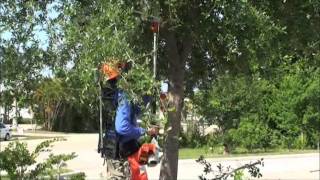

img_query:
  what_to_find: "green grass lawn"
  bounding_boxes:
[179,146,318,159]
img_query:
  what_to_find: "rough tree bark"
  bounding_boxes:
[160,27,192,180]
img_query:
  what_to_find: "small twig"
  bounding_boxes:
[197,156,264,180]
[310,169,320,173]
[213,160,262,180]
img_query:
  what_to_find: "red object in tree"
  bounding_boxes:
[160,93,166,100]
[151,20,159,33]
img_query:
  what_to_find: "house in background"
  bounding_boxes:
[0,101,33,124]
[0,106,5,123]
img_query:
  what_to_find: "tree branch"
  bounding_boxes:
[197,156,264,180]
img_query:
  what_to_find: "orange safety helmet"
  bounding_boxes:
[101,63,120,80]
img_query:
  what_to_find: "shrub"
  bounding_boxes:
[179,130,207,148]
[292,133,308,149]
[0,138,80,179]
[231,118,271,151]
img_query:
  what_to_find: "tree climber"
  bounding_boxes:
[99,60,159,180]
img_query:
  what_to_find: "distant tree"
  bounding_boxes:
[0,0,58,123]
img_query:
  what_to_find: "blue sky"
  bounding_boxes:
[0,2,62,78]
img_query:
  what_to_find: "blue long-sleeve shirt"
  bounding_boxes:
[115,90,145,143]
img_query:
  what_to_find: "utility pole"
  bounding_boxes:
[151,20,159,79]
[94,67,104,154]
[151,20,159,115]
[99,79,103,152]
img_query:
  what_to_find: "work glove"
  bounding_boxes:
[147,126,159,136]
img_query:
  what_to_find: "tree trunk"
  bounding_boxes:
[12,99,18,127]
[223,143,230,155]
[4,105,8,122]
[52,101,62,131]
[160,28,192,180]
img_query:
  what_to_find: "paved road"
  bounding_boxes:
[1,133,319,179]
[148,153,319,180]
